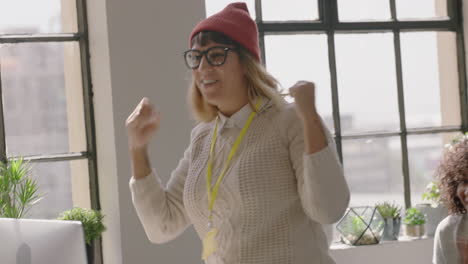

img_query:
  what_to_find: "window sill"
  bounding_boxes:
[329,237,434,264]
[330,236,434,250]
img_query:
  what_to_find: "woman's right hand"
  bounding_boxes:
[126,97,161,150]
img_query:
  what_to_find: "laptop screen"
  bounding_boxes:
[0,218,87,264]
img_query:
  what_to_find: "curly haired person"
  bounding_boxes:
[433,134,468,264]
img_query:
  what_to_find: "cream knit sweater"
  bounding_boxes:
[129,99,350,264]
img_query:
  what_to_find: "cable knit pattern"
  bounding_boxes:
[130,98,350,264]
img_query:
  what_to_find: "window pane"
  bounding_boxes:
[1,42,87,157]
[205,0,256,19]
[343,136,405,207]
[408,132,462,206]
[0,0,77,34]
[401,32,460,128]
[264,34,334,132]
[262,0,318,21]
[338,0,391,21]
[335,33,399,134]
[396,0,448,20]
[26,159,90,219]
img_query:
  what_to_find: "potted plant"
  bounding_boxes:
[375,201,401,241]
[0,157,44,218]
[421,181,441,207]
[416,181,448,237]
[336,206,384,245]
[57,207,106,264]
[403,207,426,238]
[414,134,467,237]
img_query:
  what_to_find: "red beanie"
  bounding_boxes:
[189,2,261,62]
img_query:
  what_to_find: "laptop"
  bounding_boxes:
[0,218,88,264]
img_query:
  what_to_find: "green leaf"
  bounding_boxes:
[375,201,401,219]
[57,207,106,245]
[404,207,426,226]
[0,157,43,218]
[421,181,441,206]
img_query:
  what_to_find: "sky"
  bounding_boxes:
[0,0,61,32]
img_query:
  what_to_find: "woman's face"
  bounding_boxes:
[191,41,248,114]
[457,180,468,209]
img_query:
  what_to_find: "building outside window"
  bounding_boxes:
[205,0,467,211]
[0,0,101,262]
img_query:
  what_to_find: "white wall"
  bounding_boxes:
[86,0,468,263]
[88,0,205,263]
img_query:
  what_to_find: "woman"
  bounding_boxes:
[433,134,468,264]
[127,2,349,263]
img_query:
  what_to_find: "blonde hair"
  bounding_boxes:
[187,34,285,123]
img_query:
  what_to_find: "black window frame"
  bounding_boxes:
[255,0,468,208]
[0,0,102,263]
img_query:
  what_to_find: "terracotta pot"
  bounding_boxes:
[405,224,425,238]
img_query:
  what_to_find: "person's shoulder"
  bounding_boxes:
[436,214,462,234]
[443,214,463,225]
[267,102,298,124]
[189,120,215,141]
[260,103,304,146]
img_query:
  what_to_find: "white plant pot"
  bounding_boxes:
[415,203,449,237]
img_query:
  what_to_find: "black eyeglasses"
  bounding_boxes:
[183,46,237,69]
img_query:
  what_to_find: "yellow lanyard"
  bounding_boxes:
[206,98,262,219]
[202,98,262,260]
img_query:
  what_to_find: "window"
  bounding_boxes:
[205,0,467,209]
[0,0,101,262]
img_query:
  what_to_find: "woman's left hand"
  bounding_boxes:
[289,81,319,121]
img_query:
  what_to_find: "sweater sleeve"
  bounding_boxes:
[285,105,350,224]
[129,132,195,244]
